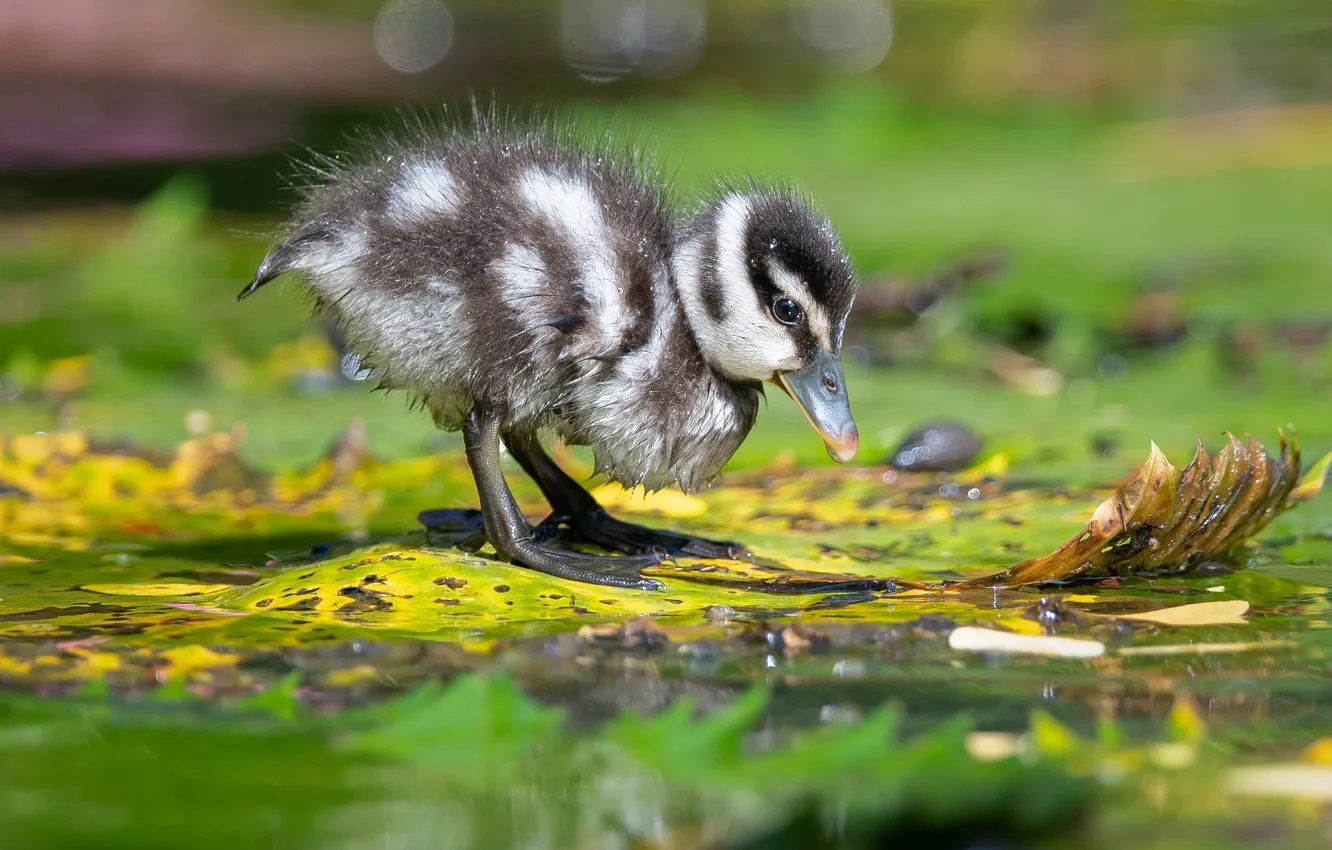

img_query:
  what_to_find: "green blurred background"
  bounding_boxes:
[2,0,1330,474]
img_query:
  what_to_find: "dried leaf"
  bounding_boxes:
[958,432,1330,588]
[1290,449,1332,504]
[1113,599,1250,626]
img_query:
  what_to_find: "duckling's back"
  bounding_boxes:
[243,112,756,491]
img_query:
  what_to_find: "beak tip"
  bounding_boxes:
[826,427,859,464]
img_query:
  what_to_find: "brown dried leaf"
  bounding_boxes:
[958,432,1331,588]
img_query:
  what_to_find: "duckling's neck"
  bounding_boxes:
[557,271,760,494]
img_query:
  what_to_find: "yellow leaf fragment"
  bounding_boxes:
[0,654,33,676]
[1030,710,1081,757]
[1303,738,1332,766]
[66,648,122,675]
[324,665,381,687]
[1290,451,1332,504]
[992,616,1045,636]
[159,645,239,678]
[948,627,1105,658]
[82,583,232,597]
[1114,599,1250,627]
[1167,696,1207,744]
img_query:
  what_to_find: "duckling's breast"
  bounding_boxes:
[559,300,761,493]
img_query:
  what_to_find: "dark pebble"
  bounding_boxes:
[418,508,485,532]
[887,419,982,472]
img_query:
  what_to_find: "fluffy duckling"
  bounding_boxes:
[240,107,859,591]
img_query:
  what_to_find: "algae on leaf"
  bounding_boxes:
[959,431,1331,588]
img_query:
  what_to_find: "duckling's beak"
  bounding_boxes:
[772,350,859,463]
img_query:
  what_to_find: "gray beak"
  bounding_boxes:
[772,349,859,463]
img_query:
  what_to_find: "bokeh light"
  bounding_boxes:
[562,0,706,82]
[791,0,893,74]
[374,0,454,74]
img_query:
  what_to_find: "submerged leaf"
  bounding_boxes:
[959,432,1331,588]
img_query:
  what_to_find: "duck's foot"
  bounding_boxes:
[500,538,665,591]
[535,509,747,560]
[462,407,666,592]
[420,508,665,589]
[503,431,749,561]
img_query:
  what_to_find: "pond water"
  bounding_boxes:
[2,398,1331,847]
[3,97,1332,848]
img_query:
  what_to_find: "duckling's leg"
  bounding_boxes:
[504,432,748,560]
[463,408,665,591]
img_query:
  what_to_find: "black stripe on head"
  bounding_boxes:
[697,207,728,324]
[745,244,820,360]
[744,191,855,333]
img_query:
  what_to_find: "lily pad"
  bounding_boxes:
[82,583,233,597]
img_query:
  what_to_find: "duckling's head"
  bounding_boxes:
[677,188,859,463]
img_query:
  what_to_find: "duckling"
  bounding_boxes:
[239,107,859,591]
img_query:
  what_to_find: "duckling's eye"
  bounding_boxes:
[772,297,803,325]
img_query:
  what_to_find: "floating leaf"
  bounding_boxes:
[1112,599,1249,626]
[958,431,1330,587]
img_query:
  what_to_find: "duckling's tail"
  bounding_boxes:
[235,224,328,302]
[235,258,281,302]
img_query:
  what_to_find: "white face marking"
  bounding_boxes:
[518,168,626,349]
[766,258,832,350]
[385,162,461,226]
[675,195,800,381]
